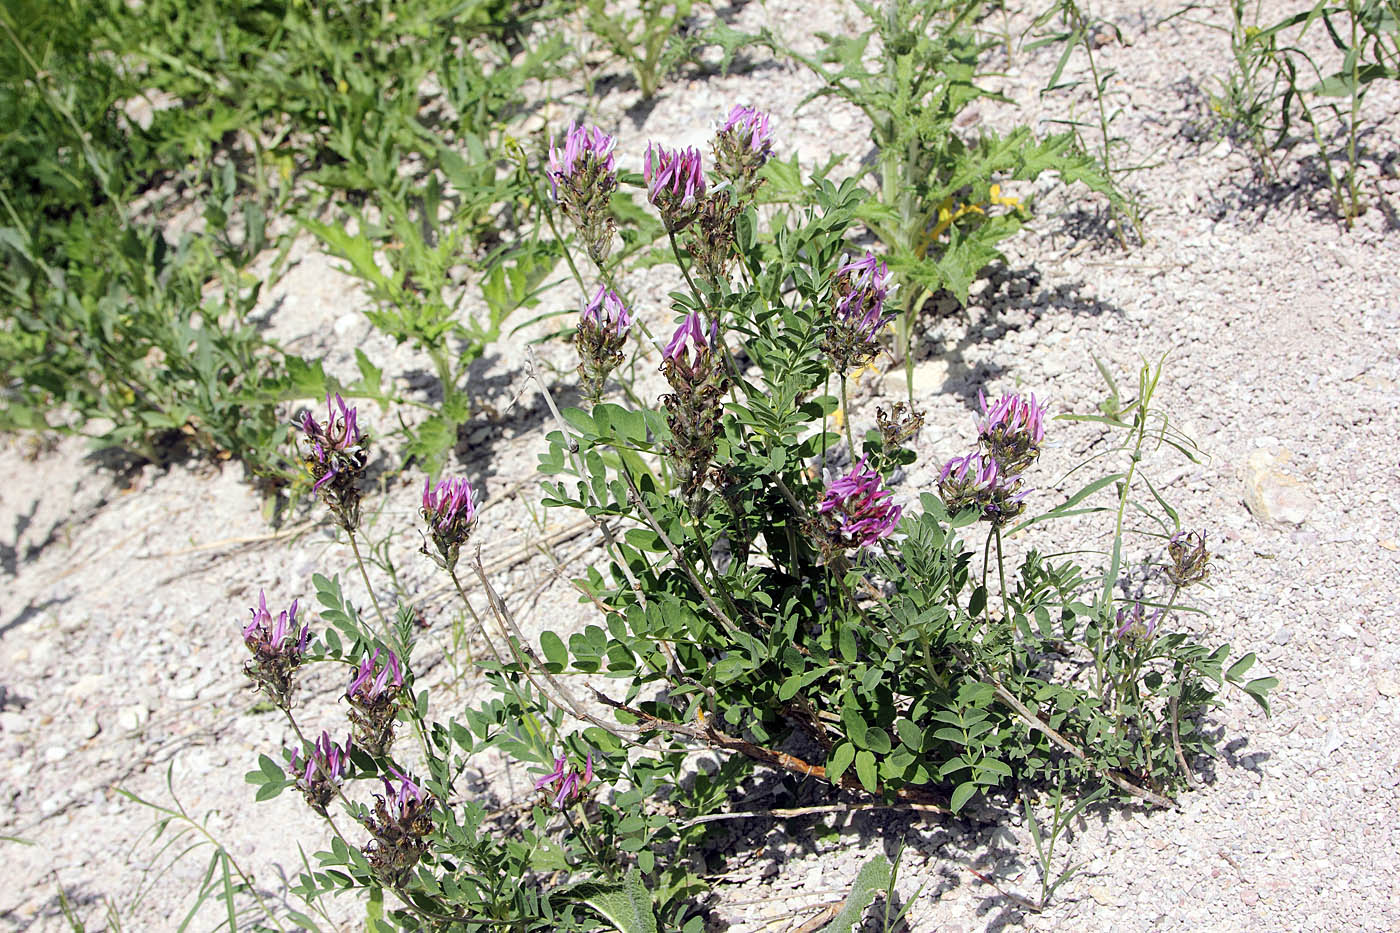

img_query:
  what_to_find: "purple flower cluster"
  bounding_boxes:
[364,768,435,885]
[819,458,904,549]
[548,123,620,264]
[937,452,1028,524]
[645,144,706,230]
[380,767,429,819]
[422,476,477,533]
[835,253,894,339]
[242,591,309,706]
[720,105,773,158]
[976,390,1048,474]
[299,393,370,532]
[1114,601,1161,642]
[244,590,309,659]
[421,476,478,570]
[548,122,617,201]
[581,285,632,338]
[712,105,775,200]
[347,648,403,705]
[346,648,404,756]
[301,393,362,492]
[659,311,726,501]
[824,252,894,373]
[576,286,633,402]
[662,312,716,368]
[535,752,594,809]
[288,730,351,813]
[938,389,1048,526]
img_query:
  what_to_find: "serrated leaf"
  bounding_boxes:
[582,868,657,933]
[824,854,892,933]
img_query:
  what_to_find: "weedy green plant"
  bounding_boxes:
[1,0,565,480]
[0,177,328,481]
[579,0,775,100]
[305,181,560,473]
[220,112,1271,931]
[781,0,1123,399]
[1210,0,1399,226]
[1025,0,1147,240]
[1020,782,1105,910]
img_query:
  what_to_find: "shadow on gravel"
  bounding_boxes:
[0,595,71,638]
[916,263,1127,411]
[1170,75,1399,229]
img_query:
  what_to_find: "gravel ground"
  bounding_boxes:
[3,1,1399,930]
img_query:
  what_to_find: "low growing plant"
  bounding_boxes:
[228,112,1272,930]
[1212,0,1400,225]
[782,0,1123,397]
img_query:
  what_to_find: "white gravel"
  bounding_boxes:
[3,0,1399,930]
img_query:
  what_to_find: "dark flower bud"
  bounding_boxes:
[1166,529,1210,588]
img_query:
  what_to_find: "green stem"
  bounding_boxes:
[1346,0,1361,227]
[839,374,857,456]
[981,527,995,630]
[667,227,705,310]
[448,566,553,747]
[564,805,617,882]
[347,529,392,643]
[994,524,1008,622]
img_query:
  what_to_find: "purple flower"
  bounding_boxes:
[288,731,351,812]
[662,312,717,365]
[938,451,1029,524]
[819,458,904,548]
[243,590,309,660]
[834,252,894,339]
[718,105,774,159]
[548,123,617,201]
[939,451,1000,495]
[298,393,370,532]
[581,285,632,338]
[977,391,1047,446]
[347,648,403,705]
[645,144,706,229]
[382,767,427,817]
[364,767,434,885]
[422,476,476,533]
[290,731,352,784]
[241,591,309,706]
[1114,602,1161,641]
[301,393,362,491]
[534,752,595,809]
[420,476,478,571]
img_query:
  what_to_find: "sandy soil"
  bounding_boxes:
[3,1,1399,930]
